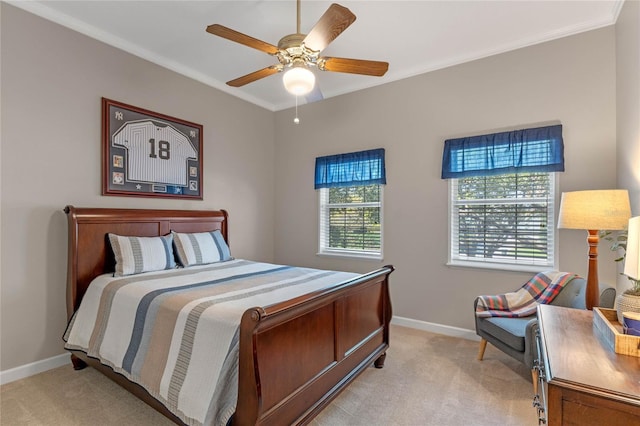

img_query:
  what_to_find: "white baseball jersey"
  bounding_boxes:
[112,120,197,186]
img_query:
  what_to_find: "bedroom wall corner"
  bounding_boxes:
[0,1,3,371]
[616,0,640,292]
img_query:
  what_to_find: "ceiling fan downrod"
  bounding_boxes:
[296,0,301,34]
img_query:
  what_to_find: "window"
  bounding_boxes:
[319,184,383,259]
[450,172,556,270]
[315,149,385,259]
[441,125,563,271]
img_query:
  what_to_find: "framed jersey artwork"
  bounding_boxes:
[102,98,203,199]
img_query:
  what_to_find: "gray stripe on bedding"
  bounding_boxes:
[88,276,142,356]
[110,236,123,276]
[166,270,337,408]
[130,237,144,275]
[91,260,249,363]
[204,328,240,426]
[161,236,175,270]
[127,261,253,375]
[123,265,291,373]
[211,231,230,261]
[188,233,203,265]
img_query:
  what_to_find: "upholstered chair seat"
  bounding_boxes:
[474,276,616,370]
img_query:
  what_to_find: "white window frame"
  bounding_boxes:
[447,172,559,272]
[317,185,384,261]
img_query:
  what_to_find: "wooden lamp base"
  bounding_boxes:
[586,229,600,310]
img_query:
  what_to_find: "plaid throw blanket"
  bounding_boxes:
[475,271,578,318]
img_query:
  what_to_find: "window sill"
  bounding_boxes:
[447,259,556,273]
[317,250,383,262]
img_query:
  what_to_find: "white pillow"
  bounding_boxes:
[172,230,232,267]
[108,233,176,277]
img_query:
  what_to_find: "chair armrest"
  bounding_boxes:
[524,318,539,369]
[473,297,482,334]
[598,282,616,309]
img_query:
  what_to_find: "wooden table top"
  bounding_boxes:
[538,304,640,403]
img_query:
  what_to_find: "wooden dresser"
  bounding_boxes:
[534,304,640,425]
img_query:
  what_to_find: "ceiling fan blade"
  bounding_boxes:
[206,24,279,55]
[226,66,281,87]
[320,57,389,77]
[305,83,324,103]
[303,4,356,52]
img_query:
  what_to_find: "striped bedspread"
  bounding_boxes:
[63,259,359,426]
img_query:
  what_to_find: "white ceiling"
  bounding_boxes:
[9,0,623,111]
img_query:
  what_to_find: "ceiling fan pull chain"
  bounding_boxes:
[294,96,300,124]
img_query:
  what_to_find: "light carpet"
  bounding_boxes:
[1,325,536,425]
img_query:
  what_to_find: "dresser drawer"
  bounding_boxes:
[547,384,640,426]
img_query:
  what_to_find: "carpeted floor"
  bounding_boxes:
[1,325,536,425]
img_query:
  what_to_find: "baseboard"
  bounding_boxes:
[391,315,480,341]
[1,317,475,385]
[0,353,70,385]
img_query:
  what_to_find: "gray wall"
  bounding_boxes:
[0,4,276,371]
[616,0,640,292]
[274,27,619,331]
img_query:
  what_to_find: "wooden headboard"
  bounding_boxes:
[64,205,228,319]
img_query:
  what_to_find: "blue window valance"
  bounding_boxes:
[315,148,386,189]
[441,124,564,179]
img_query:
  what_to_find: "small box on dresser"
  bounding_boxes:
[592,307,640,357]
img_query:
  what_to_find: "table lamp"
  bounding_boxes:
[557,189,631,309]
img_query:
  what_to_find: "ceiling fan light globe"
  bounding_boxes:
[283,67,315,96]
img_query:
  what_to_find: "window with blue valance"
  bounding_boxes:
[441,124,564,179]
[315,148,386,189]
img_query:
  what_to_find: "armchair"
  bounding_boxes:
[474,276,615,372]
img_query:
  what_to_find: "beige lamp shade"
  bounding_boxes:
[624,216,640,280]
[557,189,631,230]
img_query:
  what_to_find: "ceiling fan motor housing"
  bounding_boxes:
[277,33,319,68]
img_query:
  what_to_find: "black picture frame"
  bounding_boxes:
[102,97,203,199]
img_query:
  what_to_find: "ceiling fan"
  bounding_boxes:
[206,0,389,97]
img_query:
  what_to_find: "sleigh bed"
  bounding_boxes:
[63,205,394,426]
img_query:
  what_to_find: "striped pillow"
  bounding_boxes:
[172,230,232,267]
[108,233,176,277]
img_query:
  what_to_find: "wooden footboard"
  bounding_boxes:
[234,266,393,426]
